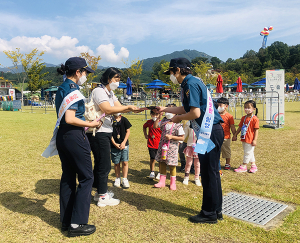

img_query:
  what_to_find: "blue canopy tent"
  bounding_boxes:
[126,77,133,96]
[118,82,127,89]
[206,84,216,89]
[228,82,249,88]
[145,85,163,89]
[293,78,300,90]
[146,79,170,87]
[286,83,289,92]
[251,78,266,86]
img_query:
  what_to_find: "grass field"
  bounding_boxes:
[0,102,300,242]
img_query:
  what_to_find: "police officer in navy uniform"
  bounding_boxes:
[157,58,224,224]
[56,57,101,237]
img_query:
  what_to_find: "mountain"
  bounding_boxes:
[141,49,212,71]
[0,63,59,73]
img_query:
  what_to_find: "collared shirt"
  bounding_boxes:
[92,84,118,133]
[55,78,85,125]
[181,74,223,126]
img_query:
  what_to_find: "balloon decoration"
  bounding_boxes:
[260,26,273,48]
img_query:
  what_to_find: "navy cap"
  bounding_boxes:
[65,57,95,73]
[163,58,192,75]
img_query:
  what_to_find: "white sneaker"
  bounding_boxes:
[122,178,130,189]
[156,173,160,180]
[149,172,155,179]
[97,193,120,207]
[195,178,202,186]
[183,176,189,185]
[114,178,121,188]
[94,191,114,201]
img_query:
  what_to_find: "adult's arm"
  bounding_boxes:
[171,107,201,123]
[98,101,139,115]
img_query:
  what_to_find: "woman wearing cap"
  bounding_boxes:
[87,67,140,207]
[55,57,100,237]
[156,58,224,224]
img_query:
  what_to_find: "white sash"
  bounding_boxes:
[42,90,85,158]
[190,83,215,154]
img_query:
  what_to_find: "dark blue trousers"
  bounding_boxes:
[56,125,94,225]
[198,124,224,219]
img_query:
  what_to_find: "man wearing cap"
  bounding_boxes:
[157,58,224,224]
[55,57,100,237]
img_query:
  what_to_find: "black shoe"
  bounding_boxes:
[189,213,217,224]
[61,223,69,231]
[217,212,223,220]
[68,224,96,237]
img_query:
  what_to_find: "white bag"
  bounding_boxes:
[84,90,105,136]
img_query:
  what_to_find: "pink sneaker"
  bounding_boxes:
[249,165,258,173]
[234,165,247,173]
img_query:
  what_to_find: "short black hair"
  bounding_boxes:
[170,67,192,76]
[100,67,121,85]
[217,97,229,106]
[166,103,176,107]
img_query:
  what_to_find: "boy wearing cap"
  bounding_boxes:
[156,58,224,224]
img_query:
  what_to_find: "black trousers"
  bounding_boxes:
[56,125,93,225]
[198,124,224,219]
[179,142,187,169]
[87,132,112,195]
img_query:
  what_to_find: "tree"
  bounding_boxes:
[192,61,212,84]
[157,61,180,91]
[3,48,46,105]
[80,52,101,97]
[210,57,222,69]
[122,58,143,86]
[151,60,166,80]
[191,56,209,64]
[27,61,50,93]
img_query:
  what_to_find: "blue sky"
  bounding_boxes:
[1,0,300,68]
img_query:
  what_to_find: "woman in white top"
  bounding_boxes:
[87,67,140,207]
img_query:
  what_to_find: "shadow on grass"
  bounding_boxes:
[0,191,60,229]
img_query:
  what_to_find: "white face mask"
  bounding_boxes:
[109,81,119,91]
[165,112,175,119]
[152,117,157,121]
[170,74,179,85]
[77,75,87,86]
[218,106,225,113]
[244,108,253,115]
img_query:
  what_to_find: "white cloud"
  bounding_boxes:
[0,36,129,64]
[96,44,129,63]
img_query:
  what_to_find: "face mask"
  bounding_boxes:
[77,75,87,86]
[109,81,119,91]
[152,117,157,121]
[244,108,252,114]
[170,74,179,85]
[165,112,175,119]
[218,106,225,113]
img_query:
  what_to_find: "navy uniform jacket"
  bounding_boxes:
[55,79,85,125]
[181,74,223,126]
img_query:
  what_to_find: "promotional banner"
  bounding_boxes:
[265,69,285,125]
[9,89,15,100]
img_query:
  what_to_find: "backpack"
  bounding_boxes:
[84,89,105,136]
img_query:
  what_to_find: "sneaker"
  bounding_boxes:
[224,164,231,170]
[94,191,114,202]
[234,165,247,173]
[249,165,258,173]
[156,172,160,180]
[194,178,201,186]
[219,170,223,176]
[97,193,120,207]
[114,178,121,188]
[182,176,189,185]
[121,178,130,189]
[149,171,155,179]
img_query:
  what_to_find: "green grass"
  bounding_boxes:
[0,102,300,242]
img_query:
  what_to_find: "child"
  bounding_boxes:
[153,104,185,190]
[182,121,201,186]
[217,97,236,170]
[143,108,162,179]
[232,100,259,173]
[111,113,132,188]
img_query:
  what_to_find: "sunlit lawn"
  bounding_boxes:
[0,101,299,242]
